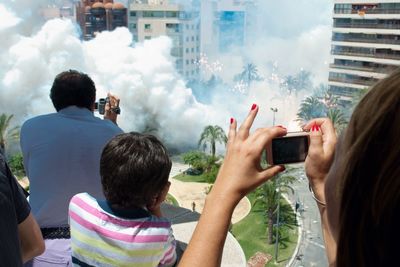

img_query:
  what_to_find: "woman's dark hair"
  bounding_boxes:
[336,68,400,266]
[50,70,96,111]
[100,132,172,208]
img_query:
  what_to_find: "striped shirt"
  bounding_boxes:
[69,193,176,267]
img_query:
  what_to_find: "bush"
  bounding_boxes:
[8,152,25,178]
[203,164,220,183]
[182,151,207,171]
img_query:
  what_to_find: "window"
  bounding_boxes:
[130,23,137,30]
[166,11,178,18]
[186,48,189,53]
[186,24,189,30]
[143,11,164,18]
[130,11,136,17]
[186,60,189,65]
[144,24,151,30]
[144,36,151,40]
[191,48,194,52]
[191,36,195,41]
[186,37,189,42]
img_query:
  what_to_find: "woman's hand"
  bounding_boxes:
[209,104,287,206]
[304,118,337,201]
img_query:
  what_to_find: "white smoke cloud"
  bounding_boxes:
[0,8,224,149]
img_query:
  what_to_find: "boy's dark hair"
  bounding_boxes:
[100,132,172,208]
[50,70,96,112]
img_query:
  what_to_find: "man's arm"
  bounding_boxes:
[18,212,45,263]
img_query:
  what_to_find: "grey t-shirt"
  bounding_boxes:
[20,106,123,227]
[0,152,30,267]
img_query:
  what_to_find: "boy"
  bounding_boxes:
[68,132,176,267]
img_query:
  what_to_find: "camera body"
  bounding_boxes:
[266,132,309,165]
[94,97,121,115]
[97,97,108,115]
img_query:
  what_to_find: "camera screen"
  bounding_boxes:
[271,136,309,164]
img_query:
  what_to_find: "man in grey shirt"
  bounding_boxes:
[21,70,123,266]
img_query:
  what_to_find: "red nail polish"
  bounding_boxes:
[277,125,287,130]
[316,125,320,131]
[311,125,316,132]
[251,104,257,110]
[230,118,234,124]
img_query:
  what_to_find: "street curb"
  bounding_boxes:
[282,193,303,267]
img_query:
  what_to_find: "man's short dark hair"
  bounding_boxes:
[100,132,172,208]
[50,70,96,111]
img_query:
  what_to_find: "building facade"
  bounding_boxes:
[200,0,253,56]
[76,0,127,40]
[128,0,200,80]
[329,0,400,103]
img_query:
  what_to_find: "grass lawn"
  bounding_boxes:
[173,173,208,183]
[231,192,298,266]
[173,173,298,266]
[166,194,179,206]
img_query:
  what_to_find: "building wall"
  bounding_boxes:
[128,0,200,80]
[329,0,400,102]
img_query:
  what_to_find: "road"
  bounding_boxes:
[287,170,328,267]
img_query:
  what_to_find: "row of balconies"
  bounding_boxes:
[335,8,400,15]
[328,73,379,86]
[334,22,400,30]
[329,63,397,74]
[332,35,400,45]
[332,49,400,60]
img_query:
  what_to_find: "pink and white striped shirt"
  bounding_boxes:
[69,193,176,267]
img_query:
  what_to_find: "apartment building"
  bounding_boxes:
[76,0,127,40]
[200,0,253,56]
[128,0,200,80]
[329,0,400,103]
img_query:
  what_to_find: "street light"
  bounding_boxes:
[270,107,278,126]
[270,107,280,262]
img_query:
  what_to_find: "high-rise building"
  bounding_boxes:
[39,0,77,21]
[76,0,127,40]
[200,0,253,56]
[128,0,200,80]
[329,0,400,103]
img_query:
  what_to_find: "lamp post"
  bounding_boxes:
[270,107,278,126]
[274,173,281,263]
[270,107,280,262]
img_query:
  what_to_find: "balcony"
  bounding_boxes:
[332,36,400,45]
[335,8,400,15]
[332,50,400,60]
[329,63,396,74]
[328,76,378,87]
[334,22,400,30]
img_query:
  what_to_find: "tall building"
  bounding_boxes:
[128,0,200,80]
[76,0,127,40]
[39,0,77,21]
[200,0,253,56]
[329,0,400,103]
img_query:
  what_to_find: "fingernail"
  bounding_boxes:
[311,125,316,132]
[279,165,286,172]
[251,104,257,111]
[316,125,320,131]
[230,118,234,124]
[277,125,287,130]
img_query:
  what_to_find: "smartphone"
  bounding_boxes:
[266,132,309,165]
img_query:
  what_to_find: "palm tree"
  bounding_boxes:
[296,96,326,124]
[253,174,296,244]
[327,108,347,133]
[198,125,227,158]
[234,63,262,86]
[0,114,20,152]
